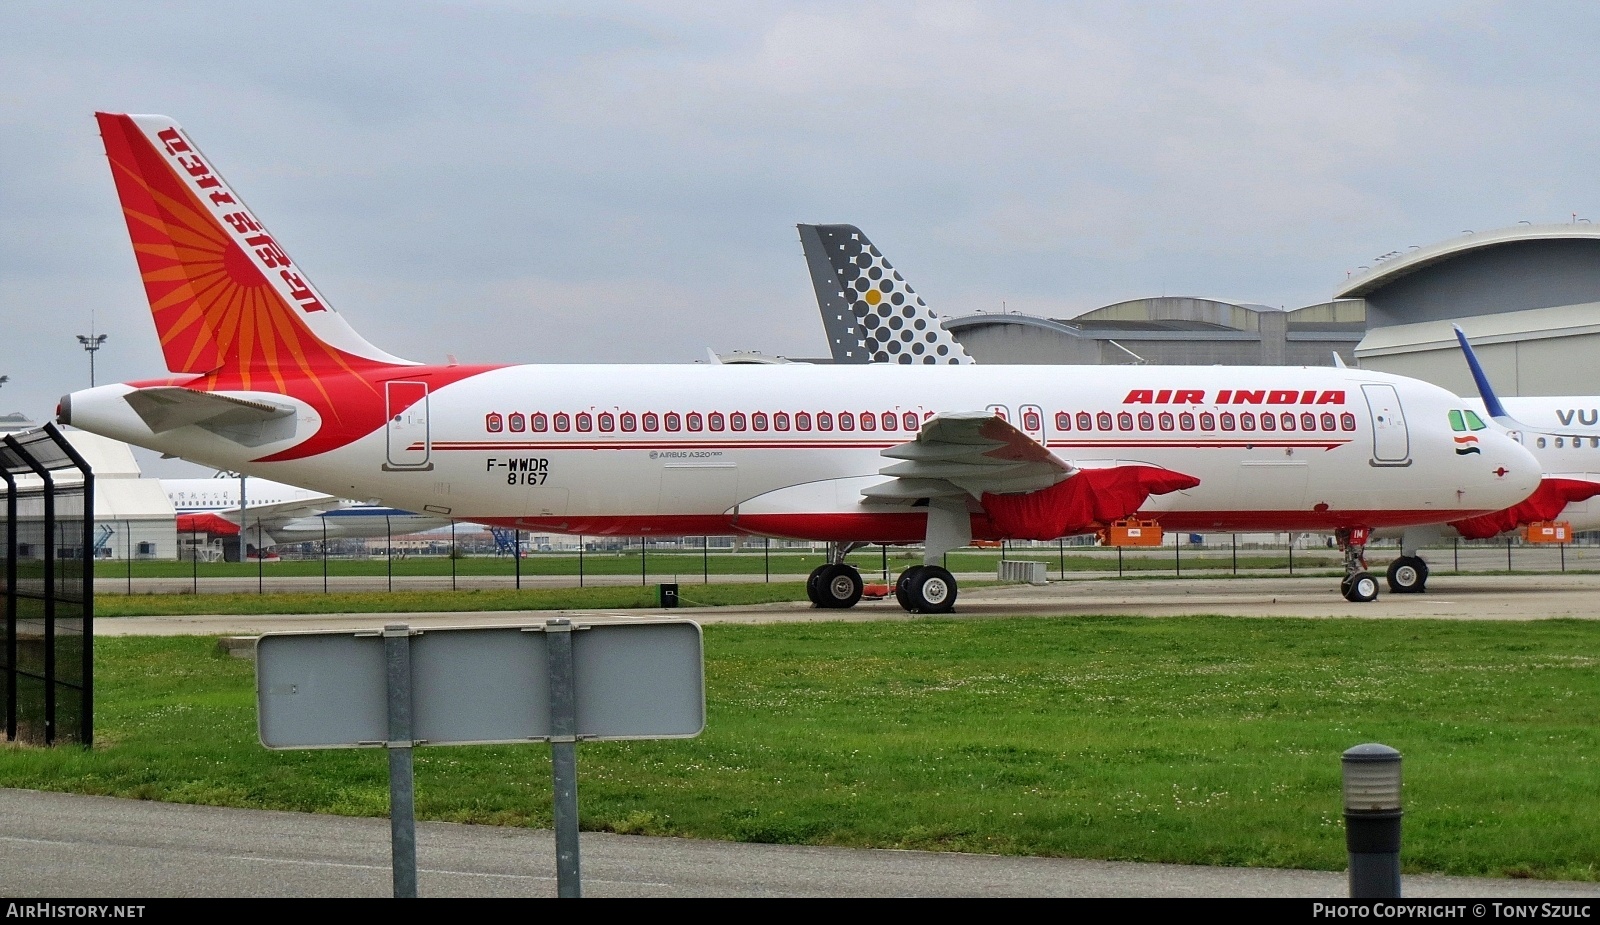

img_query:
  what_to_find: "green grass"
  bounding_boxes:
[94,582,816,617]
[6,617,1600,880]
[99,547,1340,581]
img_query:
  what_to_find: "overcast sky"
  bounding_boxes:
[2,1,1597,475]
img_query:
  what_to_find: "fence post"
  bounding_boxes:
[322,517,328,594]
[191,527,198,594]
[765,537,771,583]
[1117,546,1123,577]
[641,537,648,587]
[578,535,584,588]
[1058,538,1065,580]
[1174,532,1180,578]
[1288,535,1294,576]
[515,529,522,589]
[1453,537,1459,573]
[386,515,393,592]
[1506,536,1512,572]
[702,536,709,584]
[256,519,263,595]
[1232,534,1237,576]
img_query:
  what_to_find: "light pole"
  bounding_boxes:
[76,333,107,387]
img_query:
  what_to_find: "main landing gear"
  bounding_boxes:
[806,542,865,609]
[1385,555,1429,594]
[1337,526,1379,603]
[894,564,958,614]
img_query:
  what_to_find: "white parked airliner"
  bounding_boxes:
[58,114,1541,609]
[163,476,450,550]
[799,223,1600,595]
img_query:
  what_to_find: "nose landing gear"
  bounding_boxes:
[1338,526,1379,603]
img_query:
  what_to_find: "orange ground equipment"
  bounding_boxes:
[1103,517,1164,547]
[1524,521,1572,544]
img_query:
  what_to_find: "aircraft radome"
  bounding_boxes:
[60,115,1541,609]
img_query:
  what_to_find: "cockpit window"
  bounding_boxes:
[1464,410,1488,431]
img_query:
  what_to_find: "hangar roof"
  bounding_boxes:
[1336,224,1600,300]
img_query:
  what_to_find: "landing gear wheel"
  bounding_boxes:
[815,564,863,609]
[1341,571,1379,603]
[1386,556,1428,594]
[806,565,830,607]
[894,566,924,611]
[904,565,958,614]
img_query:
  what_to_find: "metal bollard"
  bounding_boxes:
[1342,743,1402,898]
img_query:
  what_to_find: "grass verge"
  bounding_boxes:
[4,616,1599,880]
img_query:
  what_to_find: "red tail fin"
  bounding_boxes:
[95,113,413,379]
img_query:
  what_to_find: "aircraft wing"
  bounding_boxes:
[207,494,350,547]
[123,386,297,447]
[865,412,1071,500]
[864,412,1199,539]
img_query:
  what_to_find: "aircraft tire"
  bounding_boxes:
[1341,571,1379,603]
[806,565,830,607]
[1386,556,1429,594]
[908,566,958,614]
[817,563,864,609]
[895,566,924,611]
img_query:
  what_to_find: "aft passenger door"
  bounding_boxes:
[1362,384,1411,466]
[384,380,432,471]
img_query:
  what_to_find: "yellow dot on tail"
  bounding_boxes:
[865,289,882,306]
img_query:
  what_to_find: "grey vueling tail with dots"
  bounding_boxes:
[798,224,974,365]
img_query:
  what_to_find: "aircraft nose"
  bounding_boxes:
[1485,431,1541,500]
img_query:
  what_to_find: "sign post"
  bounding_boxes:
[256,618,705,898]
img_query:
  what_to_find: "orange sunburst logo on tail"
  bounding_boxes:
[97,113,379,398]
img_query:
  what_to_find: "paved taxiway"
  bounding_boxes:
[5,788,1598,898]
[95,572,1600,637]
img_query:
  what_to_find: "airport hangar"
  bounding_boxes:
[928,223,1600,398]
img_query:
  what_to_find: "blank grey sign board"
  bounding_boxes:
[257,620,704,749]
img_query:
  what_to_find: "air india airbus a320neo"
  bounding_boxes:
[59,114,1541,610]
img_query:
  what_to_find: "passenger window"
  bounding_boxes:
[1279,413,1294,431]
[752,412,768,431]
[903,412,919,431]
[532,412,548,432]
[730,412,746,431]
[621,412,637,432]
[708,412,725,431]
[1538,437,1548,448]
[882,412,897,431]
[687,412,703,432]
[1023,410,1041,431]
[486,413,504,433]
[1321,413,1336,431]
[1260,414,1275,431]
[1240,413,1256,431]
[642,412,659,432]
[1056,412,1073,431]
[796,412,812,431]
[1301,412,1316,432]
[1138,412,1153,430]
[1220,412,1235,431]
[1159,412,1174,431]
[1098,412,1113,431]
[1178,412,1194,431]
[554,413,571,433]
[858,412,874,431]
[1340,413,1357,431]
[598,412,615,432]
[818,412,834,431]
[838,412,855,431]
[1556,437,1565,448]
[664,412,681,432]
[1118,412,1134,431]
[509,413,526,433]
[775,411,790,431]
[577,412,594,432]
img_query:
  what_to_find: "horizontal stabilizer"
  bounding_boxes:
[124,387,296,447]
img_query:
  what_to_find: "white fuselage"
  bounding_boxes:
[65,363,1541,543]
